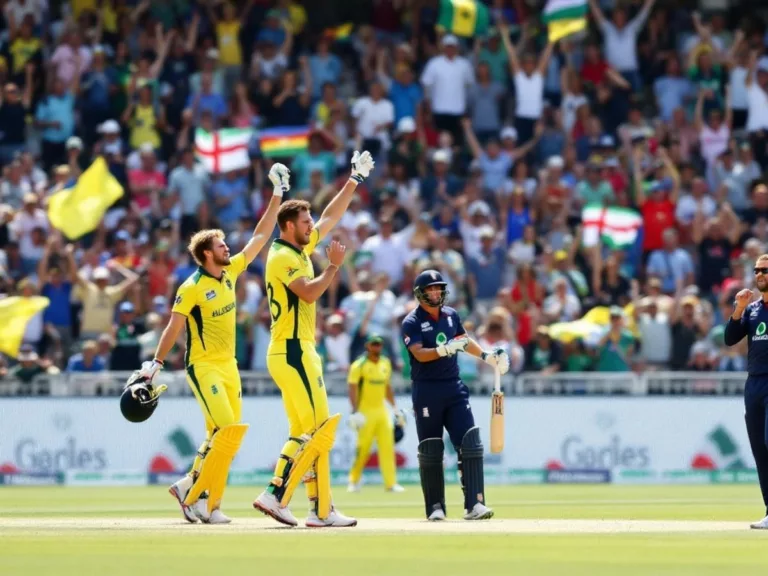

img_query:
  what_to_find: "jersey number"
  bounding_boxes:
[267,282,281,322]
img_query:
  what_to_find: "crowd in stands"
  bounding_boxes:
[0,0,767,389]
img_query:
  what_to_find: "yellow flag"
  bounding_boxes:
[47,157,124,240]
[0,297,50,357]
[548,18,586,43]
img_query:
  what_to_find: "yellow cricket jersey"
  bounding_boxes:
[217,21,242,66]
[10,38,41,74]
[348,355,392,413]
[265,228,322,354]
[172,252,247,366]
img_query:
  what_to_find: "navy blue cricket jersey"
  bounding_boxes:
[725,300,768,376]
[401,305,466,381]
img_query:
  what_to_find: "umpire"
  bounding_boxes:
[725,255,768,529]
[402,270,510,521]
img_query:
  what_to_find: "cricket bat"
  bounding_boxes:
[490,367,504,453]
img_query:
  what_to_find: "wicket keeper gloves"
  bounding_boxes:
[482,348,510,375]
[349,412,366,430]
[137,359,163,382]
[268,163,290,197]
[436,336,468,357]
[350,150,374,183]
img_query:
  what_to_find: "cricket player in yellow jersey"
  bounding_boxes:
[137,163,291,525]
[253,150,375,528]
[347,334,406,493]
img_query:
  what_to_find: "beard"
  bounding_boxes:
[758,277,768,292]
[294,228,310,247]
[213,254,231,266]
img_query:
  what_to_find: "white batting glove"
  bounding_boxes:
[137,359,163,382]
[350,150,375,183]
[482,348,510,375]
[268,162,291,197]
[394,408,406,428]
[349,412,366,430]
[436,336,468,357]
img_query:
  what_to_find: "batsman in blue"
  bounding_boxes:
[401,269,511,521]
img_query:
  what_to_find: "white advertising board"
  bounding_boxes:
[0,397,754,480]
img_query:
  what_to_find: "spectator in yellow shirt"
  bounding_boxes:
[73,262,140,341]
[206,0,255,99]
[9,16,41,78]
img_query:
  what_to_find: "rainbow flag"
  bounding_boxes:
[259,126,310,158]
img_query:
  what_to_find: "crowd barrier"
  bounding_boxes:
[0,371,750,397]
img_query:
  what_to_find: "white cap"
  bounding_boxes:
[500,126,518,141]
[356,212,373,228]
[139,142,155,154]
[468,200,491,217]
[547,155,564,169]
[433,149,451,164]
[206,48,220,60]
[441,34,459,47]
[397,116,416,134]
[92,267,110,280]
[99,119,120,134]
[66,136,83,150]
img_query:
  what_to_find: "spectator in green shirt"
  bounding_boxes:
[595,307,639,372]
[577,156,615,206]
[476,30,509,86]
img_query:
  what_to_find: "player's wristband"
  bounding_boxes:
[480,351,489,361]
[272,186,284,198]
[350,173,364,184]
[152,358,164,367]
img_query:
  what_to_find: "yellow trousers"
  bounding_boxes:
[349,408,396,489]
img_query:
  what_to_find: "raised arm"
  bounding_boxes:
[112,262,141,293]
[239,164,289,265]
[693,89,705,131]
[314,151,375,240]
[498,20,521,76]
[746,50,759,87]
[537,41,556,76]
[658,147,680,203]
[588,0,607,28]
[186,11,200,53]
[460,117,483,159]
[149,26,174,79]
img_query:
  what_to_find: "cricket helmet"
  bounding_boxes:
[120,372,162,423]
[413,269,448,307]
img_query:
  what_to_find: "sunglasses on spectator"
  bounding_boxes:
[754,267,768,275]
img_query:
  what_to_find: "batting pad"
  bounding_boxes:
[459,426,485,512]
[418,437,445,518]
[280,414,341,508]
[184,423,249,513]
[315,451,332,519]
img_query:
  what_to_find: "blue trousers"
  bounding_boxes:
[412,379,476,449]
[745,376,768,513]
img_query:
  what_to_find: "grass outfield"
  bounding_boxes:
[1,485,767,575]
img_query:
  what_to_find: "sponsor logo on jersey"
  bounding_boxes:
[205,290,216,301]
[225,279,232,290]
[287,267,299,278]
[421,321,432,332]
[404,336,410,345]
[212,302,236,317]
[175,295,182,305]
[448,316,453,327]
[755,321,768,341]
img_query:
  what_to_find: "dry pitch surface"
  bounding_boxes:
[0,516,751,534]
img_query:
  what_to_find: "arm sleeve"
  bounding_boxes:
[347,360,362,386]
[225,252,247,279]
[454,311,467,337]
[402,316,422,348]
[171,282,196,317]
[724,314,749,346]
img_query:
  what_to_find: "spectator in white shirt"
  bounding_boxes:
[420,34,475,143]
[323,314,352,373]
[12,193,48,274]
[588,0,656,92]
[676,177,717,232]
[693,86,732,188]
[498,19,555,146]
[745,53,768,168]
[360,215,410,290]
[4,0,46,27]
[351,81,395,162]
[543,277,582,323]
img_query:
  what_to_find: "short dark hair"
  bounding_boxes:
[277,200,311,231]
